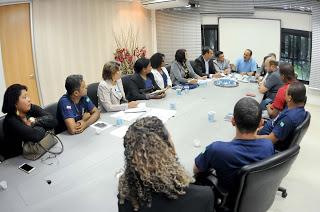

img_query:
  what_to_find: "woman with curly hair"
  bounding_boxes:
[118,116,214,212]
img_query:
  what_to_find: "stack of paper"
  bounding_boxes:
[124,103,148,113]
[141,108,176,123]
[110,126,129,138]
[110,111,144,121]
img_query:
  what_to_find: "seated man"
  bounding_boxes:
[259,57,284,110]
[213,51,231,74]
[257,82,306,151]
[233,49,257,75]
[193,97,274,191]
[194,46,221,78]
[56,74,100,134]
[255,53,276,79]
[267,63,298,118]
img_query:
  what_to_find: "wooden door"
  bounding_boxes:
[0,3,40,106]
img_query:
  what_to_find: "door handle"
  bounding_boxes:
[29,74,35,79]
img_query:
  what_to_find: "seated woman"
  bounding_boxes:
[98,61,138,112]
[150,53,172,89]
[170,49,206,86]
[127,58,166,101]
[1,84,58,159]
[118,116,214,212]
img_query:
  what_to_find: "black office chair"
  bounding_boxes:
[165,64,171,75]
[204,145,300,212]
[189,60,196,70]
[87,82,99,107]
[121,74,133,97]
[273,111,310,198]
[0,115,5,162]
[275,111,311,152]
[43,102,58,118]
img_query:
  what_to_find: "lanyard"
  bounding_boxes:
[71,99,83,119]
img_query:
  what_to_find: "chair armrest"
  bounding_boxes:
[206,175,229,208]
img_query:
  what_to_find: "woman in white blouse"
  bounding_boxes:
[150,53,172,89]
[98,61,138,112]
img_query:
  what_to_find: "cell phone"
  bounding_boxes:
[19,163,35,174]
[246,93,256,97]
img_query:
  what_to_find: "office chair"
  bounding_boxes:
[189,60,196,70]
[202,145,300,212]
[274,111,310,197]
[0,115,5,162]
[121,74,133,97]
[87,82,99,107]
[275,111,311,152]
[43,102,58,118]
[165,64,171,75]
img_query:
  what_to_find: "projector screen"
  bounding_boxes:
[219,18,281,67]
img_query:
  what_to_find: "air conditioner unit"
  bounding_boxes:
[141,0,189,10]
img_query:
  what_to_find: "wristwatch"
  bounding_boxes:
[29,117,36,126]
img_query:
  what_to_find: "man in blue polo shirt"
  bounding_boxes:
[257,82,306,151]
[234,49,257,75]
[193,97,274,191]
[56,74,100,134]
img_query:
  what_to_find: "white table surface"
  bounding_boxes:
[0,79,263,212]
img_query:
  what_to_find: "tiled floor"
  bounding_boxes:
[268,102,320,212]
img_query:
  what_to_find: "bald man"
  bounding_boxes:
[259,57,284,110]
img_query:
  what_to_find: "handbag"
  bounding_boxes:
[22,131,64,161]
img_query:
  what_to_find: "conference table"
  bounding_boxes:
[0,78,263,212]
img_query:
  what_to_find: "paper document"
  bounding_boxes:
[90,121,112,130]
[141,108,176,123]
[110,126,129,138]
[198,79,213,83]
[125,103,148,113]
[150,88,168,95]
[111,111,144,121]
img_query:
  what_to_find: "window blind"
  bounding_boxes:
[310,2,320,90]
[156,10,201,63]
[198,0,254,15]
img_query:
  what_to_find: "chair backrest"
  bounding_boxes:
[233,145,300,212]
[87,82,99,107]
[275,111,311,151]
[0,115,5,161]
[189,60,196,70]
[165,64,171,75]
[43,102,58,118]
[121,74,133,97]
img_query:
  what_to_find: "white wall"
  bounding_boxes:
[0,41,6,116]
[201,9,312,32]
[219,18,281,66]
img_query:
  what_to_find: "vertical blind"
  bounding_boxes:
[155,10,201,63]
[198,0,254,15]
[253,0,313,9]
[310,1,320,90]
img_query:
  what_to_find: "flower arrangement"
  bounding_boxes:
[113,26,146,74]
[114,47,146,74]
